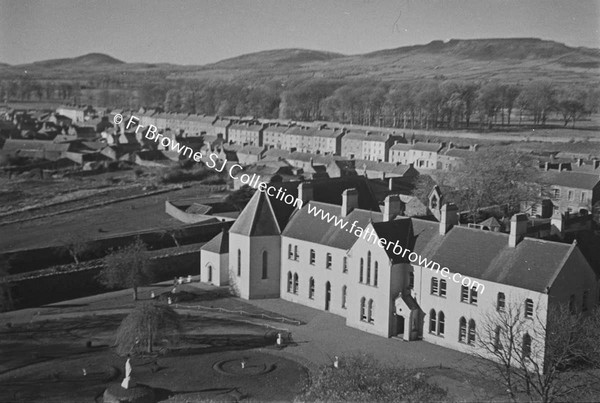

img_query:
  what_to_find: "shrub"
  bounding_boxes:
[299,353,446,402]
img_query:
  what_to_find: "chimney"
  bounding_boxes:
[544,162,550,171]
[577,158,583,167]
[551,209,564,233]
[388,177,394,190]
[298,182,313,207]
[341,188,359,217]
[439,203,459,235]
[593,160,600,170]
[509,213,528,247]
[384,195,403,221]
[448,142,454,149]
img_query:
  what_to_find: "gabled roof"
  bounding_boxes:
[229,191,281,236]
[541,171,600,190]
[201,230,229,254]
[429,226,575,292]
[343,130,390,142]
[354,159,415,176]
[282,201,383,249]
[372,218,413,263]
[390,143,413,151]
[413,142,443,152]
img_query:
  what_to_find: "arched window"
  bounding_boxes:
[468,319,476,345]
[497,292,506,312]
[494,326,503,351]
[431,277,439,294]
[366,265,371,285]
[287,271,292,292]
[207,264,213,282]
[522,333,532,358]
[343,257,348,273]
[525,299,533,318]
[288,244,293,259]
[368,299,374,323]
[341,286,347,309]
[293,273,299,294]
[310,249,315,265]
[359,258,364,283]
[409,272,414,289]
[237,249,241,276]
[439,279,447,297]
[459,317,467,342]
[429,309,437,333]
[582,290,589,312]
[309,277,315,299]
[261,250,268,279]
[367,251,371,271]
[438,311,446,336]
[294,245,298,261]
[360,297,366,321]
[374,262,378,287]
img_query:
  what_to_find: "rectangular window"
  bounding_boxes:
[439,280,447,298]
[552,188,560,199]
[294,245,299,261]
[288,244,293,260]
[470,289,478,305]
[568,190,573,201]
[326,253,332,270]
[343,257,348,273]
[581,192,587,203]
[460,286,469,302]
[310,249,315,265]
[525,299,534,318]
[431,278,439,295]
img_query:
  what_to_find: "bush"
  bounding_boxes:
[160,167,211,184]
[201,174,226,185]
[299,353,446,402]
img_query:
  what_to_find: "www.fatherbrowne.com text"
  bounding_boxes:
[115,113,485,294]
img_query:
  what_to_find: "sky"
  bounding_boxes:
[1,0,599,65]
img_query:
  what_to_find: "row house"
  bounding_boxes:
[539,171,600,216]
[228,122,265,146]
[341,130,402,162]
[183,115,218,137]
[200,179,598,367]
[389,142,473,171]
[263,124,294,149]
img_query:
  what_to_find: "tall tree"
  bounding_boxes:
[97,238,153,301]
[115,302,181,355]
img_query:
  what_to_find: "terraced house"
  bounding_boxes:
[200,177,599,366]
[341,129,403,162]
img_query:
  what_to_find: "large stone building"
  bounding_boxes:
[200,177,599,365]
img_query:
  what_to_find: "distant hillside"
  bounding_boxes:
[0,38,598,85]
[7,53,125,71]
[206,48,345,69]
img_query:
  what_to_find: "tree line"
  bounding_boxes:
[2,76,599,130]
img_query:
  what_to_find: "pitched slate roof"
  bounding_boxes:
[201,229,229,254]
[444,149,474,158]
[390,143,413,151]
[343,130,390,142]
[372,218,413,263]
[354,159,415,176]
[541,171,600,190]
[229,191,281,236]
[429,226,575,292]
[413,142,443,152]
[282,201,383,250]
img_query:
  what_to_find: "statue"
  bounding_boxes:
[120,356,135,389]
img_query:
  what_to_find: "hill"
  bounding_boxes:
[0,38,598,85]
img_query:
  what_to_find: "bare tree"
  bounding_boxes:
[97,238,153,300]
[61,233,94,264]
[115,302,181,355]
[477,301,600,402]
